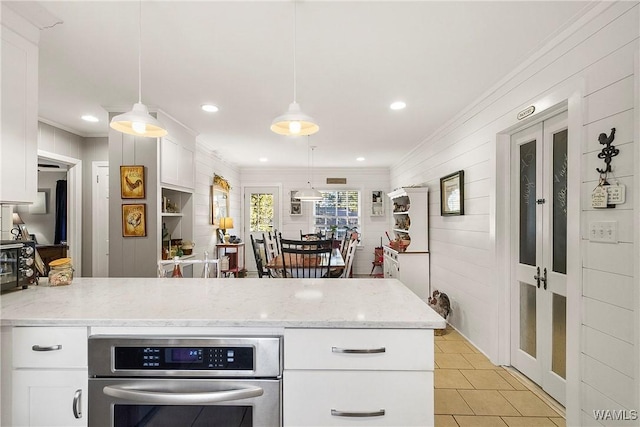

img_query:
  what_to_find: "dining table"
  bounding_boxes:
[266,248,345,277]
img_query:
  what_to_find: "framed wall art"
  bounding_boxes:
[440,170,464,216]
[122,203,147,237]
[120,165,145,199]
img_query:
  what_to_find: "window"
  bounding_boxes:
[313,190,360,239]
[249,193,274,232]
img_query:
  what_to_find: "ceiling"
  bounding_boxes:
[16,1,593,168]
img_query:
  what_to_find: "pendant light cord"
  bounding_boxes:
[293,0,297,103]
[138,0,142,104]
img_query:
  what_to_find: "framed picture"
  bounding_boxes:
[440,170,464,216]
[211,185,229,226]
[120,165,145,199]
[122,203,147,237]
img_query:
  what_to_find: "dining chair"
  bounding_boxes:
[279,235,333,278]
[340,236,359,278]
[250,235,270,278]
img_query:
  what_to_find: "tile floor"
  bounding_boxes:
[435,326,566,427]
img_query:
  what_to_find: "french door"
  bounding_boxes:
[510,111,567,405]
[243,186,280,273]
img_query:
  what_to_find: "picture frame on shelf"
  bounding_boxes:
[440,170,464,216]
[120,165,145,199]
[122,203,147,237]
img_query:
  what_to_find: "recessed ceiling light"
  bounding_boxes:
[259,157,268,162]
[81,115,99,122]
[390,101,406,110]
[201,104,219,113]
[356,157,365,162]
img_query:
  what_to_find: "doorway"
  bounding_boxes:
[510,111,567,405]
[243,186,280,273]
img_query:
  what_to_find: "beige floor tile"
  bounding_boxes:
[462,353,498,369]
[460,370,515,390]
[550,417,566,427]
[455,415,508,427]
[435,414,460,427]
[435,389,475,415]
[458,390,520,416]
[436,369,475,389]
[435,343,443,353]
[436,353,475,369]
[499,391,560,417]
[438,341,478,354]
[502,416,558,426]
[496,370,529,391]
[442,329,466,341]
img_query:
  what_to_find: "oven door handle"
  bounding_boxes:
[102,384,264,404]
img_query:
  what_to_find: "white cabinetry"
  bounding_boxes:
[0,6,39,204]
[11,327,88,427]
[160,137,195,190]
[283,328,434,426]
[385,187,430,301]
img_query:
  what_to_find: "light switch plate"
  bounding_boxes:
[589,221,618,243]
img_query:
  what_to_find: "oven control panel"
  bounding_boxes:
[114,346,254,371]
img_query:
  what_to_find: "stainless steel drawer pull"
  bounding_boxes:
[331,409,386,417]
[331,346,386,354]
[32,344,62,352]
[103,384,264,404]
[72,389,82,419]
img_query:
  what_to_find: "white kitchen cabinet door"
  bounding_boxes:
[12,370,87,426]
[284,370,433,426]
[0,18,38,204]
[160,137,195,190]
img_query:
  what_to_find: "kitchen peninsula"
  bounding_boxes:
[1,278,445,426]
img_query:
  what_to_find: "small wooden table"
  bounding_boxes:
[215,243,245,277]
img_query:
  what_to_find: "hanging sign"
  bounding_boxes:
[591,185,608,208]
[607,183,626,204]
[517,106,536,120]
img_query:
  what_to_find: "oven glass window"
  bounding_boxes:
[114,405,252,426]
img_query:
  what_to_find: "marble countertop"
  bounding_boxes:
[0,278,446,329]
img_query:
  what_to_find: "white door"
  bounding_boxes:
[244,186,280,274]
[92,162,109,277]
[510,112,567,405]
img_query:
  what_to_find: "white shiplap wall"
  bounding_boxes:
[192,142,240,277]
[240,167,390,275]
[389,2,639,425]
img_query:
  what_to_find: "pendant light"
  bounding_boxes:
[110,1,167,138]
[296,137,323,201]
[271,1,319,136]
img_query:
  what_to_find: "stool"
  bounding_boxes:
[370,247,384,277]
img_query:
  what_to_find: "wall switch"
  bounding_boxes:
[589,221,618,243]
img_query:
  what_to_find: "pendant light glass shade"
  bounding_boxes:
[271,102,319,136]
[295,187,323,201]
[110,1,167,138]
[271,2,319,136]
[110,103,167,137]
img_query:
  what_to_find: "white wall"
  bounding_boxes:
[192,142,240,277]
[240,167,390,275]
[389,2,639,425]
[15,170,65,244]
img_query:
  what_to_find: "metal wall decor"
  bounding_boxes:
[595,128,617,174]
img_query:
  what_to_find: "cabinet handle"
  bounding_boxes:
[72,389,82,419]
[331,346,386,354]
[331,409,385,417]
[31,344,62,352]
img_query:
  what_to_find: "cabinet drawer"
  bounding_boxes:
[284,370,433,426]
[13,327,88,368]
[284,328,433,370]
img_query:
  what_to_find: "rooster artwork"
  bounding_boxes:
[120,165,145,199]
[122,204,147,237]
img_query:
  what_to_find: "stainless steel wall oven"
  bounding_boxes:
[88,336,282,427]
